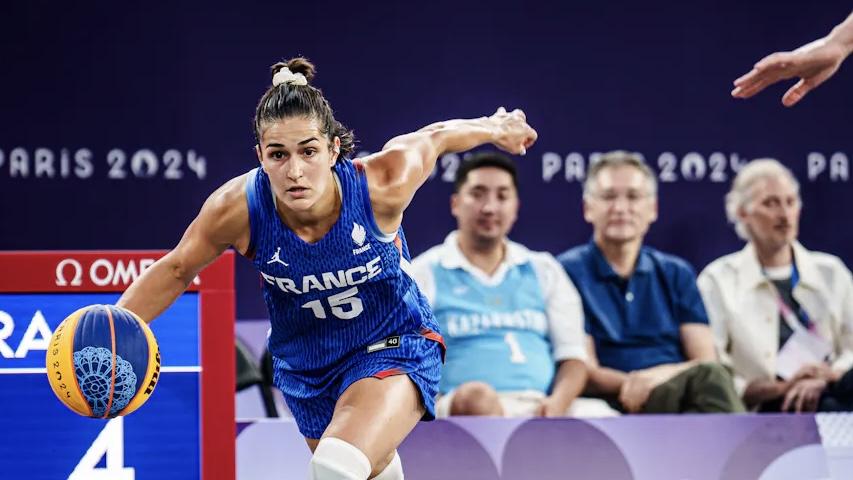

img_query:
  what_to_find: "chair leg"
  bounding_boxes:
[259,384,279,418]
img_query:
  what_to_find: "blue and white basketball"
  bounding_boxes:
[46,304,161,418]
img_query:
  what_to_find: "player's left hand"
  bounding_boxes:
[489,107,538,156]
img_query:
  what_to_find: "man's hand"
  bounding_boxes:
[618,363,696,413]
[537,396,567,418]
[618,371,658,413]
[782,377,828,412]
[792,363,838,383]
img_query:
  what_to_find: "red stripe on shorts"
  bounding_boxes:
[373,367,405,379]
[419,327,446,363]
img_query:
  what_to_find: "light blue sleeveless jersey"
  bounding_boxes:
[431,262,554,393]
[245,160,437,378]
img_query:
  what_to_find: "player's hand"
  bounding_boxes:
[732,37,849,107]
[781,377,827,413]
[489,107,538,155]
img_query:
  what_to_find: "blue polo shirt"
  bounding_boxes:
[557,240,709,372]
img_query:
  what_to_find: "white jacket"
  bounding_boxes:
[698,241,853,395]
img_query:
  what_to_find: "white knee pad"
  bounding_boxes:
[372,450,403,480]
[309,437,372,480]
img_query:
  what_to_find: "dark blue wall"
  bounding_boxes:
[3,1,851,318]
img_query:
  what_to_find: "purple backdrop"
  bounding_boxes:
[235,415,838,479]
[2,0,852,318]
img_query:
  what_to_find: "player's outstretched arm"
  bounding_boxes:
[362,107,537,230]
[732,11,853,106]
[117,174,250,322]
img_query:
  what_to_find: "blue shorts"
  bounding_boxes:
[272,326,445,439]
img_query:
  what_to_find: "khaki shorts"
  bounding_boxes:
[435,389,619,418]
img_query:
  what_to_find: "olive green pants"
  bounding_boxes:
[641,362,745,414]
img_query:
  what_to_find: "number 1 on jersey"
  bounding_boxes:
[302,287,364,320]
[504,332,527,364]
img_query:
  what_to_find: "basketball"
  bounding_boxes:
[46,304,161,418]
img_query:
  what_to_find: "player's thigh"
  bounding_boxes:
[323,375,424,467]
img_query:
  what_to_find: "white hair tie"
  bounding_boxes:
[272,67,308,87]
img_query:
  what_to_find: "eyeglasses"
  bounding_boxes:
[590,191,652,205]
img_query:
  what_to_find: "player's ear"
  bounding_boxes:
[450,193,460,218]
[330,136,341,166]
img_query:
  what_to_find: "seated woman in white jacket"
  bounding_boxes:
[698,158,853,413]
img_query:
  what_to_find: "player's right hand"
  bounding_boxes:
[731,37,849,107]
[489,107,538,155]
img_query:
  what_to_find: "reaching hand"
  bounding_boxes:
[489,107,538,155]
[732,37,849,107]
[781,377,827,413]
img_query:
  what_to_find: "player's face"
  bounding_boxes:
[740,175,800,254]
[584,165,657,245]
[452,167,519,244]
[256,116,340,212]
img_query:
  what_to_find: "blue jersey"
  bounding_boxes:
[245,159,437,377]
[411,233,589,396]
[431,262,554,392]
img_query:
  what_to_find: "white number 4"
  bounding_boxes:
[69,417,135,480]
[302,287,364,320]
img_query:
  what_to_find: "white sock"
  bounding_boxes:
[371,450,403,480]
[309,437,372,480]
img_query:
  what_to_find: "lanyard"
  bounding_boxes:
[766,263,813,333]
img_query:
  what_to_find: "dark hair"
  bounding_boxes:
[253,57,355,159]
[453,152,519,192]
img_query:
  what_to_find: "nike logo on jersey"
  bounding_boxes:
[261,255,382,295]
[266,247,289,267]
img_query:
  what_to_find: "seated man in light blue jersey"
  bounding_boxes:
[411,152,598,417]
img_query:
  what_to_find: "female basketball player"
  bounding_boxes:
[116,57,536,479]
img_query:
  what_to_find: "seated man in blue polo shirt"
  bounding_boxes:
[412,152,597,417]
[558,151,744,413]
